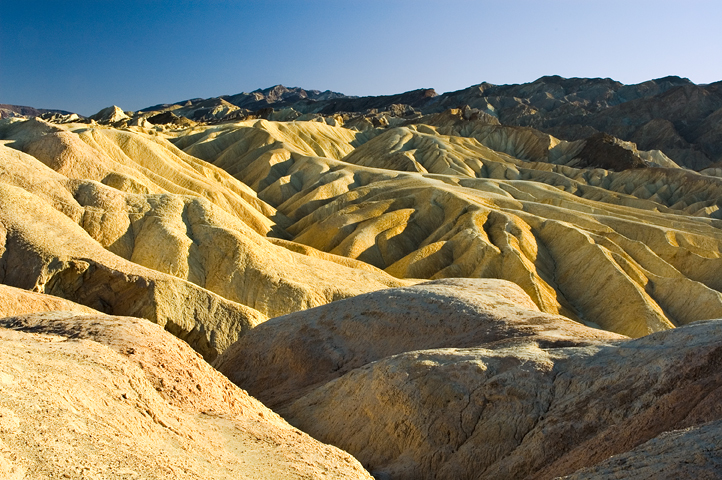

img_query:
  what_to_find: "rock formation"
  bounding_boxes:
[3,112,720,341]
[258,310,722,479]
[174,118,722,338]
[0,311,372,479]
[215,279,625,409]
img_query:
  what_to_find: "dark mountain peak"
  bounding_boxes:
[650,75,692,85]
[0,104,74,118]
[530,76,623,93]
[576,132,648,171]
[254,85,297,101]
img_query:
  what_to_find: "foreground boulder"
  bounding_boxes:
[0,312,373,480]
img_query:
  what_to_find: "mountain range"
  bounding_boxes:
[118,76,722,171]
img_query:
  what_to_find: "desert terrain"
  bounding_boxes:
[1,76,721,478]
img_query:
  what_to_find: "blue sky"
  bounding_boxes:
[1,0,721,115]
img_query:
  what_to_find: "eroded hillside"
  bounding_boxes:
[1,109,721,338]
[169,116,722,338]
[2,88,722,478]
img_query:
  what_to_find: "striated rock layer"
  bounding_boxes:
[0,119,409,359]
[175,118,722,338]
[1,114,721,340]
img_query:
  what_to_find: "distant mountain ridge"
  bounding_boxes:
[6,75,722,169]
[134,75,722,170]
[140,85,351,113]
[0,104,73,119]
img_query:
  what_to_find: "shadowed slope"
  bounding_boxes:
[283,321,722,480]
[216,273,722,479]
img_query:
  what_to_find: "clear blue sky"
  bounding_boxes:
[1,0,721,115]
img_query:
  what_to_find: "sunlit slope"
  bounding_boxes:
[0,166,263,360]
[174,120,722,338]
[0,122,409,356]
[0,312,373,479]
[67,176,408,318]
[0,118,282,235]
[173,119,371,191]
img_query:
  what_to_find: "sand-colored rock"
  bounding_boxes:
[69,178,408,319]
[4,85,722,478]
[89,105,130,124]
[216,278,624,409]
[0,125,409,341]
[0,117,281,236]
[171,118,722,337]
[0,284,98,317]
[0,178,264,360]
[340,122,713,217]
[281,320,722,480]
[0,312,372,479]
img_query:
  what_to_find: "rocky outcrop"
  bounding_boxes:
[280,320,722,480]
[0,104,73,119]
[0,312,373,479]
[5,116,706,342]
[22,76,722,169]
[0,117,282,236]
[573,132,648,171]
[215,270,722,479]
[147,110,194,126]
[89,105,130,124]
[215,279,625,409]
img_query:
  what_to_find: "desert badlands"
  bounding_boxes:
[1,76,722,478]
